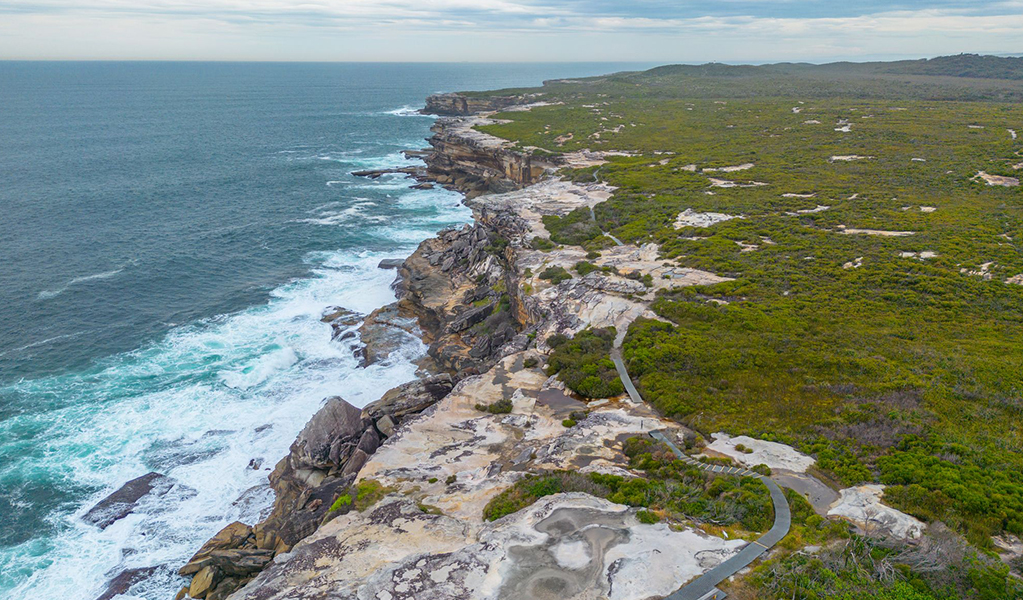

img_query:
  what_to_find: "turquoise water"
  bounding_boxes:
[0,62,650,599]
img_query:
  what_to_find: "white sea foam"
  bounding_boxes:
[37,268,125,300]
[1,158,470,600]
[1,249,433,600]
[384,105,432,118]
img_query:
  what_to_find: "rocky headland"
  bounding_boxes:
[129,92,930,600]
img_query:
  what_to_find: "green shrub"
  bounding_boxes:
[574,261,599,276]
[538,266,572,284]
[530,236,555,251]
[542,207,604,246]
[475,398,513,414]
[562,418,577,427]
[329,493,352,512]
[523,357,539,368]
[546,327,625,398]
[637,510,661,524]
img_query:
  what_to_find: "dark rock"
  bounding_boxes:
[94,566,159,600]
[342,449,370,476]
[411,182,435,190]
[447,302,494,334]
[356,303,419,367]
[321,307,362,341]
[351,166,424,179]
[356,428,381,455]
[377,258,405,270]
[83,472,174,529]
[290,398,364,470]
[363,374,454,422]
[206,548,274,576]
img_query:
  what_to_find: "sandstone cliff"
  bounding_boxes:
[422,92,530,116]
[174,96,739,600]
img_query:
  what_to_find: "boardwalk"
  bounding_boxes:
[611,349,791,599]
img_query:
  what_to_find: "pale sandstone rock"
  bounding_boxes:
[827,485,924,540]
[229,494,743,600]
[973,171,1020,187]
[674,208,741,229]
[704,432,816,473]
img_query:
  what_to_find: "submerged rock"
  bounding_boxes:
[94,566,159,600]
[82,472,175,529]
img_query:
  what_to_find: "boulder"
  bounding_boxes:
[356,303,419,367]
[189,565,219,599]
[206,548,273,576]
[377,258,405,270]
[363,374,454,422]
[375,414,396,437]
[82,472,174,529]
[180,521,253,575]
[321,307,362,341]
[290,398,363,470]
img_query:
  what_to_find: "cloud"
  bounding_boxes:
[0,0,1020,60]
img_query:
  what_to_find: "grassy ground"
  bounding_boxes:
[467,59,1023,595]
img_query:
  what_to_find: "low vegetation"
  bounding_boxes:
[546,328,624,398]
[469,55,1023,595]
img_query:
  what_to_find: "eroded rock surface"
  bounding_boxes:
[827,484,925,540]
[230,493,743,600]
[704,432,816,473]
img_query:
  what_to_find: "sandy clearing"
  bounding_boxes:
[782,192,816,199]
[708,178,767,188]
[900,251,938,259]
[962,262,995,280]
[973,171,1020,187]
[830,155,873,162]
[843,257,864,270]
[703,163,755,173]
[1009,129,1017,140]
[1007,274,1023,285]
[920,206,937,213]
[786,205,830,216]
[838,226,914,237]
[674,208,741,229]
[803,119,821,124]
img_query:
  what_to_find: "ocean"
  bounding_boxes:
[0,62,650,599]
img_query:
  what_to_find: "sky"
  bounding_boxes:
[0,1,1021,62]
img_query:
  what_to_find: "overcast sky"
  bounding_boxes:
[1,1,1021,62]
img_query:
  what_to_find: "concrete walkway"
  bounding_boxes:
[611,349,791,599]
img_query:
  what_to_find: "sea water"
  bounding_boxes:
[0,62,649,599]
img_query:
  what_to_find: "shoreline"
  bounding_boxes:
[167,93,745,600]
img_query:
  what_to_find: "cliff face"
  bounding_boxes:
[424,115,551,197]
[422,92,528,116]
[177,97,738,600]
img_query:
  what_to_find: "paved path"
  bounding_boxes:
[610,349,791,599]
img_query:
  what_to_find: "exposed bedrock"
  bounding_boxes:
[394,221,526,377]
[423,117,552,197]
[422,92,528,116]
[177,375,453,598]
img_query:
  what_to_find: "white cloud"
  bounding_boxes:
[0,1,1020,60]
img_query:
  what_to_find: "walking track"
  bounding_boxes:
[610,347,791,600]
